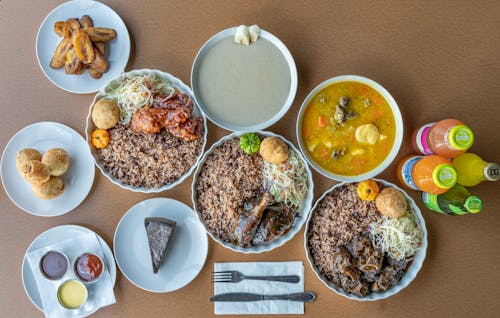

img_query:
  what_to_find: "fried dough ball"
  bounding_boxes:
[92,99,120,129]
[375,188,407,218]
[259,137,289,164]
[16,149,42,177]
[42,148,70,176]
[25,160,51,184]
[32,176,65,200]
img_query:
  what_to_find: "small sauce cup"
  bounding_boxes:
[57,279,88,309]
[40,250,69,280]
[74,252,104,284]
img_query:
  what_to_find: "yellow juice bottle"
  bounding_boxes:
[451,153,499,186]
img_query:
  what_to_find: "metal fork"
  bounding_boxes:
[211,270,300,283]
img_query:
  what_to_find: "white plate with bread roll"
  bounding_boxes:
[0,122,95,216]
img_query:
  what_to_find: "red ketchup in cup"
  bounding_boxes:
[74,253,104,283]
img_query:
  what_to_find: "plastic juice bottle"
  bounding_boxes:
[412,118,474,158]
[398,155,458,194]
[451,153,500,186]
[422,184,483,215]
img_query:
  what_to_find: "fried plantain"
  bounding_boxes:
[62,18,81,38]
[88,68,103,79]
[79,15,93,28]
[84,27,116,42]
[64,48,83,74]
[89,45,108,73]
[54,21,64,37]
[95,42,105,55]
[50,38,73,69]
[72,29,95,64]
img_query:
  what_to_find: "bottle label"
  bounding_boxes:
[400,156,422,190]
[415,123,434,155]
[422,192,447,214]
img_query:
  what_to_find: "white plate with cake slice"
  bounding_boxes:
[113,198,208,293]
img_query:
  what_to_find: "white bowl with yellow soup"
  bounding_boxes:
[296,75,403,182]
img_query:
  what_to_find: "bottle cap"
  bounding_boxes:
[433,164,458,189]
[484,163,500,181]
[448,125,474,150]
[464,196,483,213]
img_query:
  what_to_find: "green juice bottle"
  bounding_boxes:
[422,184,483,215]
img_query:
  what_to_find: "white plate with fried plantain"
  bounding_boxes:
[36,0,130,94]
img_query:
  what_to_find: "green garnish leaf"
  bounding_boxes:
[240,133,261,154]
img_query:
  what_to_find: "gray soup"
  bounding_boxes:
[195,37,291,127]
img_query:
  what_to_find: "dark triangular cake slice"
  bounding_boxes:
[144,217,176,274]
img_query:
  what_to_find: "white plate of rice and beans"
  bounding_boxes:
[305,179,427,301]
[192,131,314,253]
[85,69,207,193]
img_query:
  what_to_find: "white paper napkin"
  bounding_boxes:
[214,262,304,315]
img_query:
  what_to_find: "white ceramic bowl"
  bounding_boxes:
[296,75,403,182]
[85,69,207,193]
[191,131,314,253]
[304,179,428,301]
[191,27,298,132]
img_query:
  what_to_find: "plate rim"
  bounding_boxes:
[21,224,117,314]
[303,178,428,301]
[190,26,298,132]
[113,197,208,293]
[191,130,314,254]
[35,0,131,94]
[85,68,208,193]
[0,121,95,217]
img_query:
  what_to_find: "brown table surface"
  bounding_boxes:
[1,0,499,317]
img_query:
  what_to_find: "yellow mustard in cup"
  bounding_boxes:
[57,279,88,309]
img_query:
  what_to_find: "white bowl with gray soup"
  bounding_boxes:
[191,27,298,132]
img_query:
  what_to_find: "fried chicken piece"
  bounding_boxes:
[130,108,161,134]
[152,107,191,127]
[166,118,203,141]
[153,93,193,112]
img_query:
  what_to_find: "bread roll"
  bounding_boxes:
[42,148,70,176]
[16,149,42,177]
[32,176,65,200]
[25,160,51,184]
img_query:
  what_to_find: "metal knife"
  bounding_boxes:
[210,292,316,302]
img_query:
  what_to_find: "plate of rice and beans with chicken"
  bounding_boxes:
[192,131,314,253]
[85,69,206,192]
[305,179,427,300]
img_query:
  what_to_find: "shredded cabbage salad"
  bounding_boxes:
[262,150,308,208]
[102,73,176,124]
[370,211,423,261]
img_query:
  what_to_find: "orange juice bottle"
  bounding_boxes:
[451,153,500,186]
[412,118,474,158]
[398,155,458,194]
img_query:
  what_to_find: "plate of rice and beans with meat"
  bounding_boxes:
[305,179,427,300]
[192,131,314,253]
[85,69,206,192]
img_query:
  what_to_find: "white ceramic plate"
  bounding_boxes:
[85,69,207,193]
[191,131,314,253]
[114,198,208,293]
[0,122,95,216]
[22,224,116,315]
[191,27,298,132]
[304,179,428,301]
[36,0,130,94]
[296,75,404,182]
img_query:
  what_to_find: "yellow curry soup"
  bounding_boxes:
[301,81,396,176]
